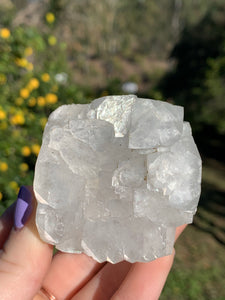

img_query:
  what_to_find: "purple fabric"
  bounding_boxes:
[14,186,32,229]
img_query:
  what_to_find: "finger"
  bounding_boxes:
[110,225,186,300]
[111,250,175,300]
[34,252,105,300]
[71,261,132,300]
[0,202,16,248]
[0,186,53,300]
[35,224,188,300]
[175,224,187,241]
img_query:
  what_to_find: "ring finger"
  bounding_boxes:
[34,252,105,300]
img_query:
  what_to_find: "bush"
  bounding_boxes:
[159,3,225,134]
[0,19,87,213]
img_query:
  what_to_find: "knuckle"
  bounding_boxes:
[0,245,40,289]
[0,245,23,278]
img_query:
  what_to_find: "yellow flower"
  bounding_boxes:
[46,12,55,24]
[19,163,29,172]
[0,73,7,85]
[10,113,25,125]
[46,93,58,104]
[48,35,57,46]
[0,162,8,172]
[0,191,3,201]
[21,146,31,156]
[0,28,10,39]
[28,97,36,107]
[26,62,34,71]
[15,58,28,68]
[37,96,46,107]
[30,78,40,89]
[40,117,47,128]
[27,78,39,91]
[29,78,39,89]
[31,144,40,156]
[15,97,24,106]
[20,88,30,99]
[41,73,50,82]
[9,181,19,191]
[0,109,6,120]
[24,47,33,56]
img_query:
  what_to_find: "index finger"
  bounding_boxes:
[0,186,53,300]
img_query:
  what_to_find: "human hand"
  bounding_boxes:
[0,186,186,300]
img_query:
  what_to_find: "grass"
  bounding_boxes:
[161,157,225,300]
[161,225,225,300]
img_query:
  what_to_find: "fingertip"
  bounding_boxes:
[175,224,187,242]
[111,252,175,300]
[14,186,33,230]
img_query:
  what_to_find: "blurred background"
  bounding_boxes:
[0,0,224,299]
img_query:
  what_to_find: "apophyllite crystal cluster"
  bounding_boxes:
[34,95,202,263]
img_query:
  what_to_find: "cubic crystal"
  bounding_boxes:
[34,95,202,263]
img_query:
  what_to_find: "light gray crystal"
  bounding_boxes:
[34,95,202,263]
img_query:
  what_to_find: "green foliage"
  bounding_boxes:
[162,266,224,300]
[0,18,86,212]
[159,3,225,134]
[51,0,225,63]
[203,54,225,133]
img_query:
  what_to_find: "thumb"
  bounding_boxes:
[0,186,53,300]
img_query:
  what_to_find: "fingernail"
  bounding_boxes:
[14,186,32,230]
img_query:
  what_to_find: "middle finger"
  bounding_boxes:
[35,251,105,300]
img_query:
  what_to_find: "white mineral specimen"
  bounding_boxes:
[34,95,202,263]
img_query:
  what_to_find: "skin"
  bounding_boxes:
[0,187,186,300]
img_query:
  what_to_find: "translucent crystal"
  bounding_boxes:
[34,95,202,263]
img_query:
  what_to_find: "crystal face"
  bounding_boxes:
[34,95,202,263]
